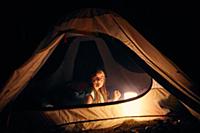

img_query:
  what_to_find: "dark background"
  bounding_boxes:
[0,1,199,88]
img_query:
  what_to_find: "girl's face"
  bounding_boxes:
[91,71,105,90]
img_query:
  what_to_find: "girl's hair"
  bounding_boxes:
[100,83,109,102]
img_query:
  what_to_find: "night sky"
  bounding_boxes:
[0,1,199,88]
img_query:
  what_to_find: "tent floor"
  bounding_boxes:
[1,115,200,133]
[65,117,200,133]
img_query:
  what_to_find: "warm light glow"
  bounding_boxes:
[121,89,168,121]
[124,92,138,99]
[122,92,141,118]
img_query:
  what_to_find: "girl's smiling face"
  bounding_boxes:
[91,71,105,90]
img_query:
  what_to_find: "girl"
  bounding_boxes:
[85,70,121,104]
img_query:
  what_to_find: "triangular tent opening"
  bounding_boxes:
[0,8,200,132]
[14,34,152,109]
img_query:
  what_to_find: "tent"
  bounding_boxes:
[0,8,200,132]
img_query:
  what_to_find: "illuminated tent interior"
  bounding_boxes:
[0,8,200,132]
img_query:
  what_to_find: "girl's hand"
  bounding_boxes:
[113,89,121,101]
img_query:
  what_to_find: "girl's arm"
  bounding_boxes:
[85,95,93,104]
